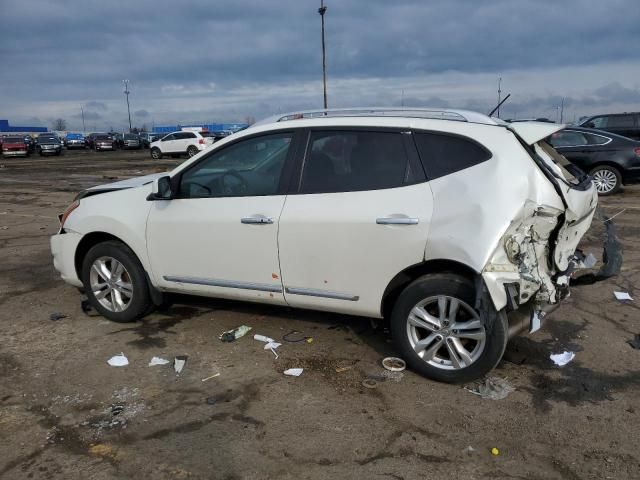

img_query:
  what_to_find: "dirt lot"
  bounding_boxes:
[0,148,639,479]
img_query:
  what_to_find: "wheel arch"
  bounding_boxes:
[380,259,479,319]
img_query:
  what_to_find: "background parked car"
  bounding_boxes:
[36,134,63,156]
[23,135,36,153]
[547,126,640,195]
[579,112,640,140]
[65,133,86,149]
[1,136,30,157]
[149,131,215,159]
[139,132,163,148]
[118,133,141,149]
[94,135,115,151]
[85,133,111,149]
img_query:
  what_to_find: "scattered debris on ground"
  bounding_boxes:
[49,312,67,321]
[282,329,313,343]
[550,351,575,366]
[219,325,252,342]
[465,377,515,400]
[174,355,187,374]
[382,357,406,371]
[491,447,500,456]
[283,368,303,377]
[148,356,170,366]
[201,373,220,382]
[614,291,633,301]
[107,353,129,367]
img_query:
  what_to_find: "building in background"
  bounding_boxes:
[152,123,248,134]
[0,119,47,133]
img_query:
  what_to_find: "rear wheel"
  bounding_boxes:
[390,273,507,384]
[150,147,162,159]
[590,165,621,195]
[187,145,199,157]
[81,240,152,323]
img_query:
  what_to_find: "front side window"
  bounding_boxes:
[179,133,292,198]
[300,131,413,194]
[588,116,607,128]
[162,134,175,142]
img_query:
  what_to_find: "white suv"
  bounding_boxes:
[150,130,215,159]
[51,108,597,383]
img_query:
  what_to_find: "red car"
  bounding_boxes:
[1,136,30,157]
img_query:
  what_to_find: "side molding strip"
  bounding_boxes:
[164,276,282,293]
[285,286,359,301]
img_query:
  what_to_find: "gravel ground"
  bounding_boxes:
[0,149,639,479]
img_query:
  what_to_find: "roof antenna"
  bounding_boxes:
[488,93,511,118]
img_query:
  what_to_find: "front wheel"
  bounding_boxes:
[590,165,621,195]
[150,147,162,159]
[81,240,152,322]
[390,273,507,384]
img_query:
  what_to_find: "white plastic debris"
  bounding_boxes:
[283,368,303,377]
[550,351,575,366]
[148,356,170,366]
[201,373,220,382]
[219,325,252,342]
[465,376,515,400]
[107,353,129,367]
[174,356,187,374]
[614,291,633,301]
[583,253,597,268]
[254,334,275,343]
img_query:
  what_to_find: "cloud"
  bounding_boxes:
[134,109,150,117]
[72,111,101,120]
[1,0,639,129]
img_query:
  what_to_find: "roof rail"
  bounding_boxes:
[271,107,499,126]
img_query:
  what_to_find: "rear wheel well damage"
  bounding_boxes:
[380,259,478,321]
[74,231,164,305]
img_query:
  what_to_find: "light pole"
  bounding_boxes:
[318,1,328,110]
[123,79,132,132]
[80,105,85,132]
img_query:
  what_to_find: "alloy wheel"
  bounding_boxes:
[406,295,486,370]
[592,169,618,194]
[89,256,134,312]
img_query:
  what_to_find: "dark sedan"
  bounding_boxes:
[36,134,63,156]
[548,126,640,195]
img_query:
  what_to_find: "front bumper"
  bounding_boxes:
[51,231,83,288]
[2,150,28,156]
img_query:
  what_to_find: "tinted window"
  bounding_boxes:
[584,133,610,145]
[588,117,607,128]
[180,133,292,198]
[162,134,175,141]
[300,131,413,194]
[4,137,23,143]
[177,132,196,139]
[414,132,491,180]
[607,115,634,127]
[549,131,588,147]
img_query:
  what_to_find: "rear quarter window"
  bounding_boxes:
[413,132,492,180]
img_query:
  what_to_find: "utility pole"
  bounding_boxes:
[123,79,132,132]
[560,97,565,123]
[80,106,85,132]
[497,77,502,118]
[401,89,405,107]
[318,1,328,110]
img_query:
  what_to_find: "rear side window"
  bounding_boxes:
[585,133,610,145]
[549,131,588,147]
[414,132,491,180]
[300,131,416,194]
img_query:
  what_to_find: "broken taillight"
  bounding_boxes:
[634,147,640,157]
[198,139,205,144]
[59,200,80,228]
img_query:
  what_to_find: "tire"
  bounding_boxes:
[150,147,162,159]
[187,145,199,158]
[390,273,507,384]
[81,240,152,323]
[590,165,621,195]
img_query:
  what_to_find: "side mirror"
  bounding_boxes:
[147,175,173,201]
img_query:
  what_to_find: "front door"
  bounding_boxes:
[146,131,297,304]
[278,129,433,318]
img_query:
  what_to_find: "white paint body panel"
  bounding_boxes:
[146,196,286,304]
[278,183,433,317]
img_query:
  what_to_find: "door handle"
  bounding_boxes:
[376,216,419,225]
[241,215,273,225]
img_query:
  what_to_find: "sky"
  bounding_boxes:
[1,0,640,131]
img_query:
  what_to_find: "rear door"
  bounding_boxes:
[605,114,635,139]
[278,128,433,318]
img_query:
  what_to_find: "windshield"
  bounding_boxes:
[4,137,23,143]
[124,134,138,140]
[96,136,111,141]
[37,136,58,143]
